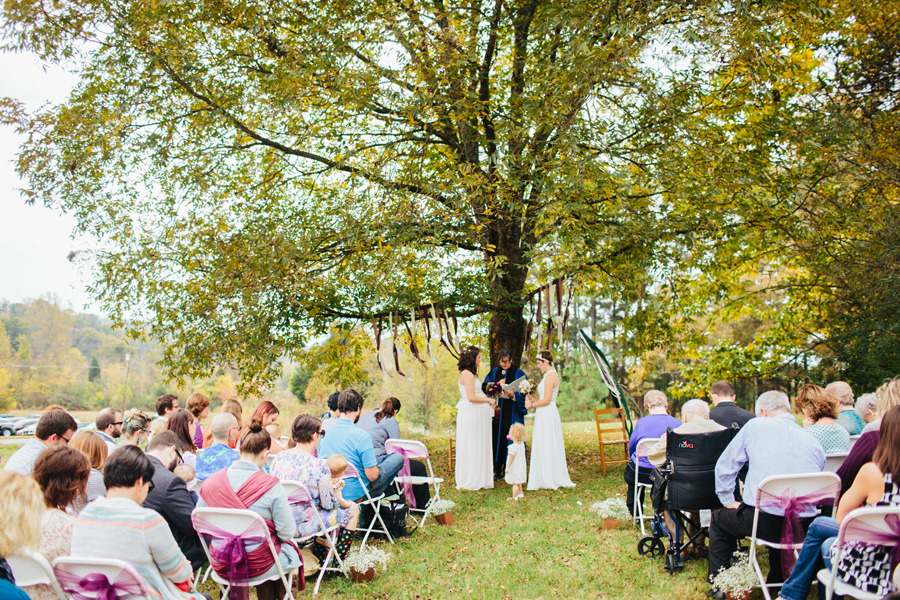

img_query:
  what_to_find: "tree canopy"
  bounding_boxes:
[3,0,897,392]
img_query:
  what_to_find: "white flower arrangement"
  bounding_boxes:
[589,497,630,521]
[343,546,391,573]
[711,552,755,594]
[518,380,533,395]
[427,499,456,516]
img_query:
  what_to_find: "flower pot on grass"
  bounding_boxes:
[350,567,375,582]
[602,518,619,530]
[725,591,750,600]
[435,511,454,526]
[590,498,630,531]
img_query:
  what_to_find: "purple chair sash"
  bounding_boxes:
[758,482,840,576]
[840,513,900,572]
[192,515,269,600]
[54,570,146,600]
[390,445,428,509]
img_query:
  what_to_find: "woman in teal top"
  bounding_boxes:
[796,384,850,453]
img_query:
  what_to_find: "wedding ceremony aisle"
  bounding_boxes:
[260,421,717,600]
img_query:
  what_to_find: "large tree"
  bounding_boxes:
[2,0,865,389]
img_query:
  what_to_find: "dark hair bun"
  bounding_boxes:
[247,418,264,433]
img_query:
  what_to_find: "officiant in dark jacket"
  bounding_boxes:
[482,348,528,480]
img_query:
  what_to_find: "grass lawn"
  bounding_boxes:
[194,421,731,600]
[0,443,24,468]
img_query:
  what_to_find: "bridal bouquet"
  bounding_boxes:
[518,380,533,395]
[486,382,504,398]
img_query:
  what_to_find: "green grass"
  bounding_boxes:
[0,443,23,468]
[194,421,737,600]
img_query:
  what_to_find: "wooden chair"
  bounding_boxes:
[594,407,630,475]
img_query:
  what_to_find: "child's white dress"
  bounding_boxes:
[505,441,527,484]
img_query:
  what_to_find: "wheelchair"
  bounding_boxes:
[637,426,738,574]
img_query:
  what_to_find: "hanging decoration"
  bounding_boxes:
[373,316,388,376]
[403,316,426,367]
[391,312,405,376]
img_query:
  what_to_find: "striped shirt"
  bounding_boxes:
[72,496,203,599]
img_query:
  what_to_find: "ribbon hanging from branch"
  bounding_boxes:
[403,317,426,367]
[423,308,437,366]
[373,317,388,376]
[392,312,405,376]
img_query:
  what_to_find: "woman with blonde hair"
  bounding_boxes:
[30,447,91,600]
[863,378,900,434]
[187,393,211,450]
[796,384,850,453]
[622,387,680,515]
[69,431,108,512]
[0,471,45,599]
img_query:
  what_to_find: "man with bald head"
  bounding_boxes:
[195,412,240,480]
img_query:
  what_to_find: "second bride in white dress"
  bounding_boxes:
[455,346,496,491]
[526,350,575,490]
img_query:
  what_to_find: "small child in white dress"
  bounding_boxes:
[505,423,527,500]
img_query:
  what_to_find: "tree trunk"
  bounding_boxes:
[485,217,529,369]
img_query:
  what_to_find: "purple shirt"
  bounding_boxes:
[193,423,204,449]
[629,414,682,469]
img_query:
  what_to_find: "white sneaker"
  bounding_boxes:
[514,493,524,500]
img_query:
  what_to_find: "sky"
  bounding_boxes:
[0,51,96,312]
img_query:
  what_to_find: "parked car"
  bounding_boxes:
[76,421,95,432]
[19,423,39,436]
[0,422,16,437]
[14,418,40,434]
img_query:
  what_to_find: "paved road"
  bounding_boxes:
[0,438,26,446]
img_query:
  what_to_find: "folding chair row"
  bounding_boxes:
[11,551,152,600]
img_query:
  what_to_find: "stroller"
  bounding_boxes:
[637,426,738,574]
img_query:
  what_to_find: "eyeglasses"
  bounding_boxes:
[60,434,72,444]
[113,421,123,425]
[146,480,155,493]
[318,430,326,437]
[172,446,184,465]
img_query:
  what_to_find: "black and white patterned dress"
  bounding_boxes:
[833,473,900,596]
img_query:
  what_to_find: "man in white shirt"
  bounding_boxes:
[4,409,78,475]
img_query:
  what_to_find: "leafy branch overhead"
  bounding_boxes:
[2,0,897,390]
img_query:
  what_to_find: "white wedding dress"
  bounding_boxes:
[527,369,575,490]
[455,376,494,491]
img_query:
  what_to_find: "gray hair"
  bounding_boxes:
[825,381,854,407]
[755,390,791,416]
[681,399,710,421]
[855,393,878,418]
[210,412,238,440]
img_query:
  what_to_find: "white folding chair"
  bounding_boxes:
[749,472,841,600]
[823,452,849,473]
[343,462,394,548]
[192,507,294,600]
[816,505,900,600]
[848,435,860,450]
[632,437,659,535]
[385,438,445,527]
[281,480,348,595]
[8,551,66,600]
[52,557,149,599]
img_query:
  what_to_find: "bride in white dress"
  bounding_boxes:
[525,350,575,490]
[455,346,496,491]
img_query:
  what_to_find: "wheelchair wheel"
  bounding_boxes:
[637,536,666,558]
[665,552,676,575]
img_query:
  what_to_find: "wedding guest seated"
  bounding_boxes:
[196,413,241,480]
[648,399,725,466]
[708,380,755,430]
[72,446,209,599]
[266,423,285,454]
[119,409,152,448]
[271,414,359,563]
[796,384,850,453]
[250,401,283,456]
[356,397,430,508]
[167,409,198,467]
[94,407,123,454]
[30,446,90,600]
[320,392,339,430]
[775,404,900,600]
[197,419,302,600]
[856,393,878,429]
[624,390,681,517]
[317,389,405,502]
[828,381,864,435]
[68,431,108,513]
[862,378,900,434]
[173,464,200,503]
[3,409,77,476]
[707,390,825,599]
[203,399,245,448]
[155,393,179,423]
[836,378,900,494]
[187,392,211,451]
[0,471,45,600]
[143,431,207,571]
